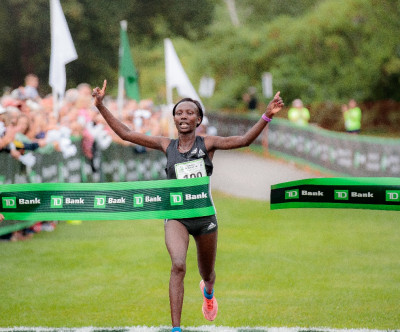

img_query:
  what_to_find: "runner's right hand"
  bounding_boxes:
[92,80,107,107]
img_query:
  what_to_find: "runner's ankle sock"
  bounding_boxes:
[203,287,214,299]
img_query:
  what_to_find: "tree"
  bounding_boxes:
[127,0,215,41]
[0,0,51,90]
[0,0,216,96]
[191,0,400,108]
[235,0,322,25]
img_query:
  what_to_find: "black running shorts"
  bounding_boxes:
[165,215,218,236]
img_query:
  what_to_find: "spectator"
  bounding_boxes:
[39,95,54,115]
[0,107,22,161]
[150,110,163,136]
[24,74,41,101]
[77,83,92,98]
[10,86,26,101]
[27,110,49,141]
[132,109,152,153]
[343,99,362,134]
[0,106,14,148]
[288,99,310,126]
[13,114,40,150]
[242,86,258,111]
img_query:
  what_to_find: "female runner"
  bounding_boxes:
[92,80,283,332]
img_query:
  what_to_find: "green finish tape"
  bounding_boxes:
[0,177,215,222]
[270,177,400,211]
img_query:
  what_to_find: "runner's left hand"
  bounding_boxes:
[265,91,284,117]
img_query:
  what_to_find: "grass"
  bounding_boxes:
[1,191,399,329]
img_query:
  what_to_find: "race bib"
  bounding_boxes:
[175,159,207,179]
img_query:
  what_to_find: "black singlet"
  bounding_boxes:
[164,136,217,236]
[165,136,213,179]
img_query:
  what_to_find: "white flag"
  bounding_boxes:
[49,0,78,98]
[164,38,203,108]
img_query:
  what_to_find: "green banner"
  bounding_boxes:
[0,177,215,222]
[271,177,400,211]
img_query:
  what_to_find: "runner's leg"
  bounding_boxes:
[194,230,218,294]
[165,220,190,328]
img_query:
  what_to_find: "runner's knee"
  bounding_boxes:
[171,259,186,277]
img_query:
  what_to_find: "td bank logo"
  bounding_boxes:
[285,189,299,199]
[2,197,16,208]
[334,190,348,200]
[386,190,400,202]
[170,192,183,206]
[51,196,63,208]
[94,195,106,208]
[133,194,144,207]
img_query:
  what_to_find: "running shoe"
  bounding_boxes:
[199,280,218,321]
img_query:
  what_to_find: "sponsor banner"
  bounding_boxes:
[0,177,215,224]
[271,177,400,211]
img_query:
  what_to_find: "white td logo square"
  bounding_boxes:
[2,197,16,208]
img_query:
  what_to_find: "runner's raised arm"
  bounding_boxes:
[204,91,284,153]
[92,80,170,152]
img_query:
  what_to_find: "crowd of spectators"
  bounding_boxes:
[0,74,174,169]
[0,74,214,241]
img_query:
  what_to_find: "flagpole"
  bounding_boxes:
[52,90,58,117]
[117,20,127,120]
[117,76,124,120]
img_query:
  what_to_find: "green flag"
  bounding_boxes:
[119,21,140,101]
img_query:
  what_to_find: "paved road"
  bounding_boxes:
[211,150,322,201]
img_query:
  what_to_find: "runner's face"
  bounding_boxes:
[174,101,201,133]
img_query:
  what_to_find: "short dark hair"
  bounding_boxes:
[172,98,203,127]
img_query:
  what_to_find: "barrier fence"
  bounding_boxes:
[207,113,400,177]
[0,142,167,236]
[0,142,167,185]
[268,118,400,177]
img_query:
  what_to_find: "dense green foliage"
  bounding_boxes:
[1,0,399,109]
[0,0,214,95]
[1,192,399,328]
[194,0,400,108]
